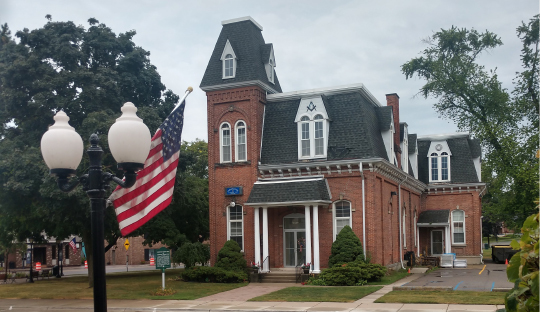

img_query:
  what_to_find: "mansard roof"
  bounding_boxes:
[200,17,282,93]
[260,88,389,165]
[408,134,417,153]
[417,134,481,184]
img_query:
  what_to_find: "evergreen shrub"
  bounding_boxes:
[328,225,365,267]
[181,266,247,283]
[214,240,248,273]
[306,262,387,286]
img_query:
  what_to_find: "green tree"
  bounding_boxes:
[172,242,210,269]
[401,17,539,228]
[328,225,365,268]
[214,240,248,273]
[505,212,539,312]
[0,18,178,286]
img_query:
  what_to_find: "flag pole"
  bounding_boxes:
[171,86,193,114]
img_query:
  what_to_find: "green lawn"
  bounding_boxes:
[249,286,383,302]
[0,269,247,300]
[365,269,410,285]
[376,290,505,305]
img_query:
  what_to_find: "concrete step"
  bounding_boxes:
[259,270,299,283]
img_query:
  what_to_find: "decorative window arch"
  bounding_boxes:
[235,120,247,162]
[220,122,231,163]
[333,200,352,241]
[430,152,450,181]
[451,210,465,245]
[227,205,243,250]
[221,39,237,79]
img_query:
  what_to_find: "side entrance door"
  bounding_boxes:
[283,214,306,267]
[431,230,444,255]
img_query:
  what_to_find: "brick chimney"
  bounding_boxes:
[386,93,401,169]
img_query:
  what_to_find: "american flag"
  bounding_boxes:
[109,101,185,236]
[69,238,77,253]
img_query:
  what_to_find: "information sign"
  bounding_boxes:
[155,247,171,270]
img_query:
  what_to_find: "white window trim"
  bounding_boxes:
[227,205,244,251]
[235,120,247,162]
[220,122,232,163]
[221,39,237,79]
[332,200,352,241]
[296,112,329,160]
[451,210,466,245]
[429,152,451,182]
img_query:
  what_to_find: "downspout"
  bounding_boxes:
[360,164,366,260]
[398,175,408,269]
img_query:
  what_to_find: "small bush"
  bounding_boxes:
[328,225,365,267]
[173,242,210,269]
[214,240,247,273]
[181,266,247,283]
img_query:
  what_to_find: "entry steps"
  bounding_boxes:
[259,268,298,283]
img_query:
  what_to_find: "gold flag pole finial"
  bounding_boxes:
[186,86,193,93]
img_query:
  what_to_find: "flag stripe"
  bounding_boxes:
[116,172,177,222]
[113,154,179,207]
[118,185,175,229]
[119,196,173,236]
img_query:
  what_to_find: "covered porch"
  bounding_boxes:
[245,177,332,273]
[417,209,451,256]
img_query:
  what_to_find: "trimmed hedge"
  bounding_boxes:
[307,262,387,286]
[328,225,365,267]
[181,266,248,283]
[172,242,210,269]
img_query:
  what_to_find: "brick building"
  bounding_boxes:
[104,236,168,266]
[200,17,485,272]
[5,237,82,269]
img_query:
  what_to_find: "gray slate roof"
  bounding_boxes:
[246,179,331,204]
[260,92,389,164]
[417,136,480,184]
[376,107,393,131]
[200,19,282,92]
[418,210,450,224]
[408,134,417,153]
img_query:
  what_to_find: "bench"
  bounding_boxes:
[40,269,51,280]
[26,271,39,282]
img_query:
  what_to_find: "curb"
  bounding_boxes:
[393,286,453,291]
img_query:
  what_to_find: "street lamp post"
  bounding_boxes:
[40,103,151,312]
[28,239,34,283]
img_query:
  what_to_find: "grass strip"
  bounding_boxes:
[248,286,382,302]
[365,269,410,285]
[375,290,504,305]
[0,269,247,300]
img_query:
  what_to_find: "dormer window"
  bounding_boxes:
[221,39,237,79]
[429,150,450,182]
[295,97,329,160]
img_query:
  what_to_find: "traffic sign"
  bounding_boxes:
[124,239,130,251]
[155,247,171,270]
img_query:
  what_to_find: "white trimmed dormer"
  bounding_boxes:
[265,46,275,84]
[427,140,452,183]
[295,96,330,160]
[381,113,395,165]
[401,123,408,174]
[409,138,418,178]
[221,39,237,79]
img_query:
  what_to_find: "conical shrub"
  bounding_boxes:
[328,225,365,267]
[214,240,248,273]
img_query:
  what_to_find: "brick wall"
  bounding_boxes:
[104,236,168,265]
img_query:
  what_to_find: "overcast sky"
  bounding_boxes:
[3,1,538,142]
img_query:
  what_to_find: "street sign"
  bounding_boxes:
[124,239,130,251]
[155,247,171,270]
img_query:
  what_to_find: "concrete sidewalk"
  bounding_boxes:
[0,269,502,312]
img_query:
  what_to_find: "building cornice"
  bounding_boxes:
[245,200,332,207]
[417,132,470,141]
[426,182,486,195]
[266,83,382,106]
[200,80,279,94]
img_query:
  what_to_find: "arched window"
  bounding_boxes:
[428,143,451,182]
[300,116,310,157]
[451,210,465,244]
[235,121,247,162]
[224,54,234,77]
[228,205,243,250]
[440,152,449,180]
[220,123,231,163]
[333,201,352,241]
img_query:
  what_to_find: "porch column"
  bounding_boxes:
[254,207,261,267]
[445,225,451,253]
[312,205,320,273]
[262,207,269,272]
[304,205,312,270]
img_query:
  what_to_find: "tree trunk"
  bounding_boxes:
[4,252,7,283]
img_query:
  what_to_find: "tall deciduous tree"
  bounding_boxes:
[0,18,179,286]
[401,16,539,228]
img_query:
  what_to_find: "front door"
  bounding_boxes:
[431,230,444,255]
[283,214,306,267]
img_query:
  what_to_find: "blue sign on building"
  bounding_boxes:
[225,186,243,196]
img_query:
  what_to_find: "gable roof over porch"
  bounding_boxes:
[245,177,332,206]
